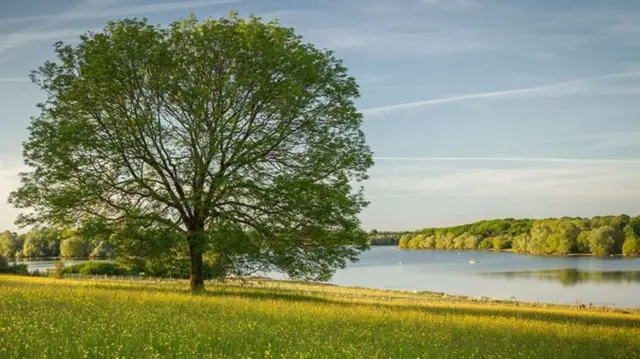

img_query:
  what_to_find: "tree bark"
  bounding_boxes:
[188,233,205,291]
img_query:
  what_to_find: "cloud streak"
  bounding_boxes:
[373,156,640,164]
[360,71,640,116]
[366,161,640,200]
[0,0,118,54]
[0,0,241,55]
[0,0,242,26]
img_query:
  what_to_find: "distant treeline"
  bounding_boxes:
[395,215,640,257]
[0,228,113,259]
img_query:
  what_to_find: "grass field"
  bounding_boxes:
[1,275,639,358]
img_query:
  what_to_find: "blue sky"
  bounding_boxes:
[1,0,640,232]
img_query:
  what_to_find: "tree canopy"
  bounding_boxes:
[9,13,373,290]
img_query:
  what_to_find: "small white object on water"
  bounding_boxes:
[398,262,402,265]
[469,260,479,264]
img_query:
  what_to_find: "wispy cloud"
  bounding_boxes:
[0,28,98,54]
[0,0,241,55]
[360,70,640,116]
[0,0,242,26]
[373,156,640,164]
[366,161,640,199]
[0,0,118,54]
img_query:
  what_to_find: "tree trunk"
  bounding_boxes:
[188,234,205,292]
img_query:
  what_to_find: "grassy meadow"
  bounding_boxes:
[1,275,639,358]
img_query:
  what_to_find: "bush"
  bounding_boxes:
[63,262,129,276]
[143,256,218,279]
[4,264,29,275]
[143,257,191,278]
[0,256,30,275]
[0,255,8,271]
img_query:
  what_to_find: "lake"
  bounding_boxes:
[18,247,640,308]
[326,247,640,308]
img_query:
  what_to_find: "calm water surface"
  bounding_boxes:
[17,259,110,273]
[327,247,640,308]
[19,247,640,307]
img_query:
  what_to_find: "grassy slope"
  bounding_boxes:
[1,275,639,359]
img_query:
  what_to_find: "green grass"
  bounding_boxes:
[1,275,639,358]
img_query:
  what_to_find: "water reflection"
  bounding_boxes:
[481,269,640,286]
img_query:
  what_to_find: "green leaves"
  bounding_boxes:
[11,12,373,283]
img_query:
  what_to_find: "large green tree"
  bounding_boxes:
[9,13,373,290]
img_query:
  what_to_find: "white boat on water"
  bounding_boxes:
[469,260,479,264]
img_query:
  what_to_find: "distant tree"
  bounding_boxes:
[369,229,378,236]
[588,226,616,256]
[627,216,640,234]
[463,234,479,250]
[9,13,373,290]
[408,236,422,249]
[477,238,493,250]
[395,215,633,256]
[492,236,511,251]
[0,231,21,257]
[545,232,574,255]
[21,228,61,258]
[622,225,640,256]
[512,233,530,253]
[420,235,435,249]
[576,231,590,253]
[622,238,639,256]
[437,233,455,250]
[59,232,88,258]
[453,235,465,250]
[529,224,552,255]
[398,235,411,248]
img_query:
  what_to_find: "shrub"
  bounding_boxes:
[143,257,191,278]
[0,256,29,275]
[63,262,129,276]
[5,264,29,275]
[0,255,8,271]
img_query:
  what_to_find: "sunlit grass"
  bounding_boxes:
[1,275,639,358]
